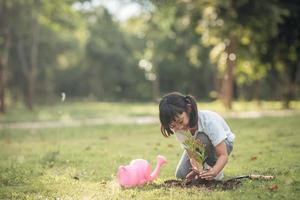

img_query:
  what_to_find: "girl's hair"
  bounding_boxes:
[159,92,198,137]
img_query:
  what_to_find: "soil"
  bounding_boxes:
[162,179,242,190]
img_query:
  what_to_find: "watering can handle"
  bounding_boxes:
[249,174,274,180]
[226,174,275,182]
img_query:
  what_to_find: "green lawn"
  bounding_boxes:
[1,100,299,123]
[0,102,300,199]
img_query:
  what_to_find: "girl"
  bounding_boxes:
[159,92,235,181]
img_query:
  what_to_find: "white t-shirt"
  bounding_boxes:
[175,110,235,146]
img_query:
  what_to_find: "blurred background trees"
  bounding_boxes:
[0,0,299,112]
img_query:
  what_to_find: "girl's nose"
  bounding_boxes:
[173,127,179,132]
[173,125,185,132]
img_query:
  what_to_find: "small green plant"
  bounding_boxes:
[182,132,206,173]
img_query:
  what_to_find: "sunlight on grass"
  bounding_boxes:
[1,114,300,199]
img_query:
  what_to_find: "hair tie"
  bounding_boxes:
[185,96,190,103]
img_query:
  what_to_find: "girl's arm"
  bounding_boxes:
[199,140,228,180]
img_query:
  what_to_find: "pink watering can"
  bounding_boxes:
[117,155,167,188]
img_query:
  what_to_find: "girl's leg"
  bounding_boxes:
[175,131,233,180]
[175,150,191,179]
[196,132,233,167]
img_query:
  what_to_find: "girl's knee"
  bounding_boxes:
[197,132,212,147]
[175,168,188,180]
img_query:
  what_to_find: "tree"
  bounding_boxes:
[132,0,216,100]
[0,0,13,113]
[195,0,286,109]
[5,0,84,109]
[265,0,300,108]
[85,7,147,101]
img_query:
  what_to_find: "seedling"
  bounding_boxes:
[182,132,206,173]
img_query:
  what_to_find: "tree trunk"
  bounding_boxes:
[152,65,160,102]
[221,36,237,109]
[17,16,39,111]
[0,38,9,113]
[0,0,10,113]
[282,62,299,109]
[252,80,261,108]
[17,38,31,110]
[25,75,34,110]
[27,17,39,110]
[0,62,6,113]
[282,82,292,109]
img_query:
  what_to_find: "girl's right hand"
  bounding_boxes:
[186,170,198,180]
[185,158,200,180]
[190,158,199,171]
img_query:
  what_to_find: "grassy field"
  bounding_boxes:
[0,102,300,199]
[1,100,300,123]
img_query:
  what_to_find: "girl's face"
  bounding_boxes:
[169,111,190,132]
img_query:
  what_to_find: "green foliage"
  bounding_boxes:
[261,0,300,106]
[1,0,299,109]
[195,0,287,80]
[84,7,149,101]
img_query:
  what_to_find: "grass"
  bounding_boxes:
[0,113,300,199]
[1,100,300,123]
[0,101,158,123]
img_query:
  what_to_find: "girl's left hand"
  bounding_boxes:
[199,165,217,180]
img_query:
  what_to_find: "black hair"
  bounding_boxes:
[159,92,198,137]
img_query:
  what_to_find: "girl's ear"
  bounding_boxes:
[186,104,192,113]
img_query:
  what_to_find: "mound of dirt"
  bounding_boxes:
[162,179,242,190]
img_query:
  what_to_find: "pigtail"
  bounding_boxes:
[185,95,198,129]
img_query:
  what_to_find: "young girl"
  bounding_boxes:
[159,92,235,181]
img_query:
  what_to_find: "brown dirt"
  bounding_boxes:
[162,179,242,190]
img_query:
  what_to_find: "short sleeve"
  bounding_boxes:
[204,121,227,146]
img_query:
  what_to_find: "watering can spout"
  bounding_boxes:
[149,155,167,181]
